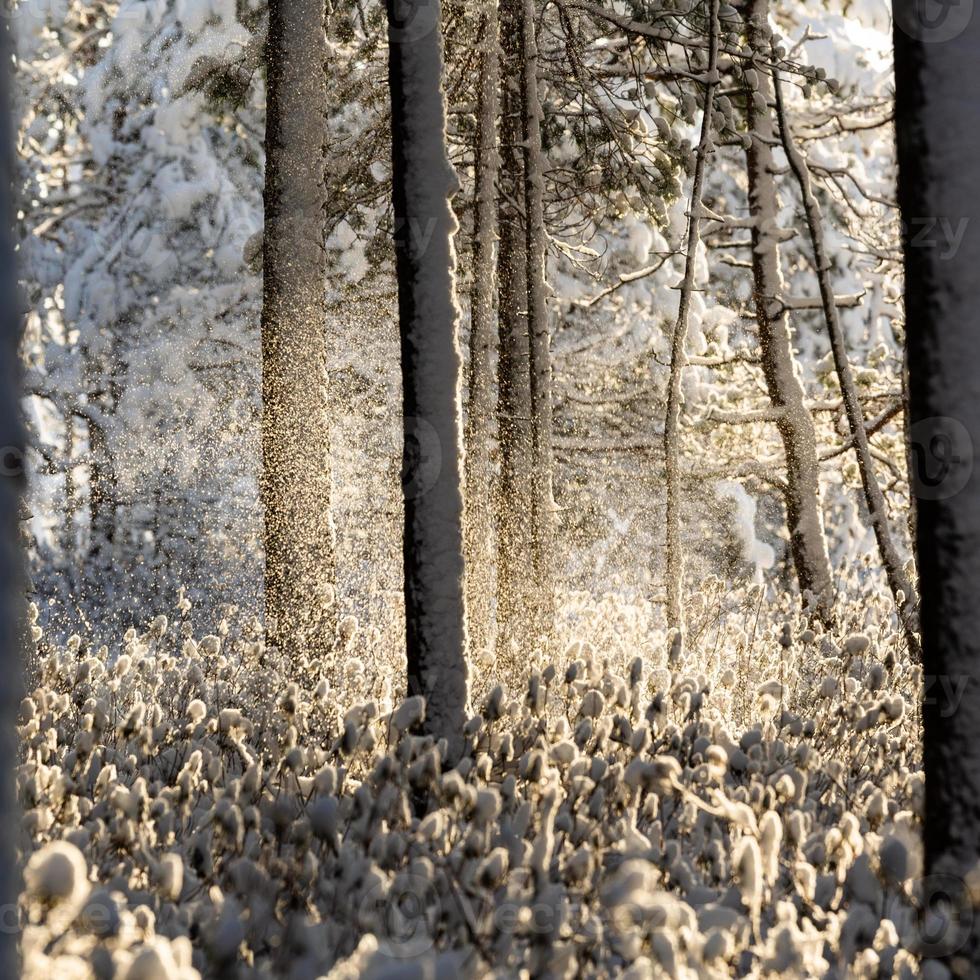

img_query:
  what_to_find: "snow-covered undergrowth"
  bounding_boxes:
[18,592,935,978]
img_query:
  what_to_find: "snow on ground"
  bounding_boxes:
[17,583,938,979]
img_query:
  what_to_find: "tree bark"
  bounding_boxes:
[0,17,26,975]
[495,0,537,655]
[464,0,501,663]
[386,0,470,757]
[521,0,557,627]
[85,353,120,585]
[743,0,834,621]
[901,342,917,548]
[63,412,77,565]
[662,0,719,637]
[261,0,337,656]
[773,70,920,659]
[894,2,980,960]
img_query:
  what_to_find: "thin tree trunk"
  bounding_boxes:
[662,0,719,638]
[87,417,115,565]
[520,0,557,627]
[773,70,920,658]
[464,0,501,663]
[86,352,119,579]
[386,0,469,757]
[743,0,834,621]
[0,16,25,974]
[261,0,336,656]
[495,0,536,656]
[894,4,980,960]
[63,412,77,565]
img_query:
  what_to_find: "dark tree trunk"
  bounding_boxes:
[0,16,26,975]
[495,0,537,656]
[261,0,336,656]
[63,413,77,564]
[387,0,469,756]
[87,413,116,573]
[520,0,557,628]
[464,0,501,663]
[743,0,834,621]
[85,352,120,595]
[894,1,980,961]
[902,343,917,550]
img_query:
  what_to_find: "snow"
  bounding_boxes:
[10,0,939,974]
[623,215,654,263]
[717,481,776,576]
[17,605,933,977]
[24,841,89,908]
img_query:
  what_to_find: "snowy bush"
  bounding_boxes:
[15,590,943,978]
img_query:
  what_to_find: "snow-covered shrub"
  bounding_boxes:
[17,586,933,978]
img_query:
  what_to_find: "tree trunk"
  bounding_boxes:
[85,409,122,620]
[773,70,920,658]
[495,0,536,656]
[261,0,336,656]
[520,0,557,628]
[386,0,469,757]
[63,412,77,566]
[894,3,980,961]
[0,18,26,975]
[662,0,719,638]
[464,0,501,663]
[901,343,917,548]
[743,0,834,621]
[85,352,119,583]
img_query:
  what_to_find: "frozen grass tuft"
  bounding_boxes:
[17,586,932,977]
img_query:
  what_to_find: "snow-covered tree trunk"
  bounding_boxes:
[894,2,980,949]
[662,0,719,638]
[773,71,920,658]
[496,0,537,655]
[743,0,834,621]
[0,20,25,975]
[386,0,469,755]
[261,0,337,656]
[464,0,501,663]
[521,0,557,627]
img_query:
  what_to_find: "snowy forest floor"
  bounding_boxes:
[17,586,934,980]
